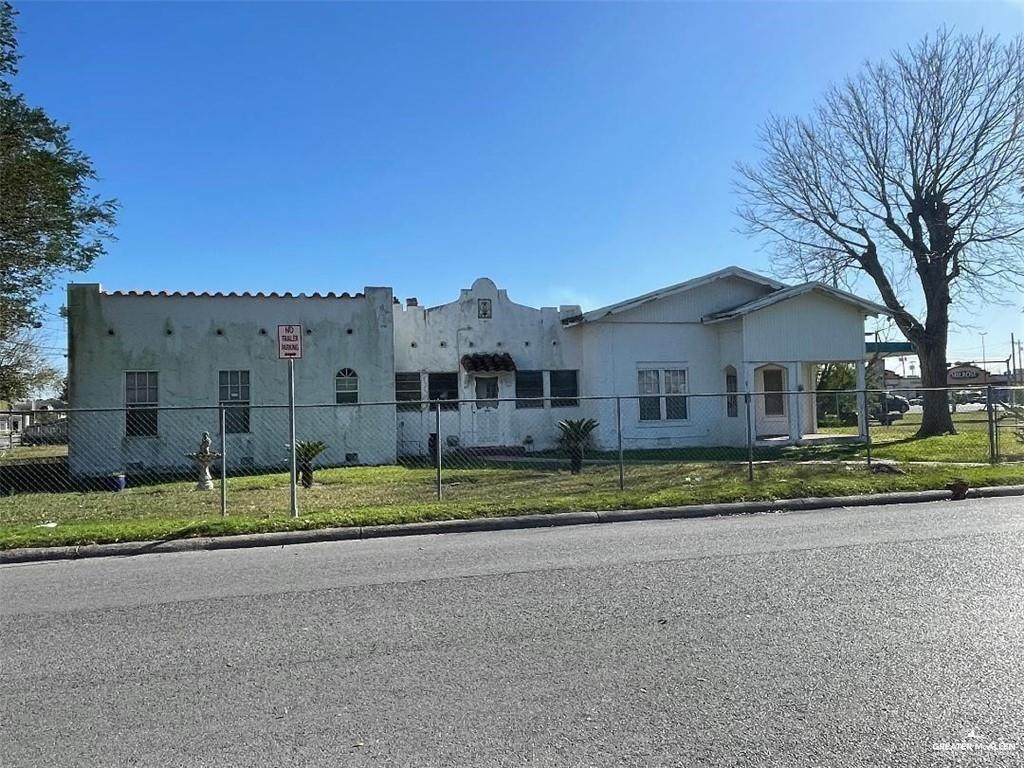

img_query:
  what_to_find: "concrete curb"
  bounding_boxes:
[3,484,1023,565]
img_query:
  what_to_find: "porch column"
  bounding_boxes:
[742,362,757,392]
[742,362,757,441]
[805,363,818,433]
[855,359,867,437]
[786,362,802,442]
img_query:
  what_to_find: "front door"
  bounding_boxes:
[474,376,500,445]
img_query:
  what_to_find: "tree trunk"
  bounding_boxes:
[909,262,956,438]
[568,446,583,474]
[916,337,955,437]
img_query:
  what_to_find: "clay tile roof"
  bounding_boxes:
[103,289,365,299]
[460,352,516,372]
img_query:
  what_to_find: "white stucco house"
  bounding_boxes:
[66,267,887,477]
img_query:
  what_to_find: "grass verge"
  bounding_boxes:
[1,460,1021,551]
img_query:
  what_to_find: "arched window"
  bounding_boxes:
[724,366,738,418]
[335,368,358,404]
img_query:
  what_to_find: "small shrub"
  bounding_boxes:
[557,418,599,474]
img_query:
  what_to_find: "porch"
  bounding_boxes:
[743,359,868,446]
[755,432,866,448]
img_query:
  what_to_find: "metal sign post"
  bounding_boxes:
[220,406,227,517]
[288,358,298,517]
[278,325,302,518]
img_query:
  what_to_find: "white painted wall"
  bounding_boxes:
[66,273,878,471]
[578,321,724,450]
[67,284,396,476]
[393,278,583,453]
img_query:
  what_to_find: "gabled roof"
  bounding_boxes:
[561,266,786,325]
[702,282,890,323]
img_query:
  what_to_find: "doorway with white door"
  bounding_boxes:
[754,365,789,439]
[472,375,502,446]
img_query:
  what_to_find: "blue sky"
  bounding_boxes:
[14,1,1024,373]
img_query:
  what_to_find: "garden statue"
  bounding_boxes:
[185,431,222,491]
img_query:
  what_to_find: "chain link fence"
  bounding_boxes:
[1,386,1021,520]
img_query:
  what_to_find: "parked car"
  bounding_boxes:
[871,409,904,425]
[909,397,923,406]
[880,393,910,413]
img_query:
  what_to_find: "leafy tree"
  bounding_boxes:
[816,363,855,393]
[0,1,116,390]
[737,31,1024,437]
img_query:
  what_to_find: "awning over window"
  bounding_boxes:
[461,353,516,372]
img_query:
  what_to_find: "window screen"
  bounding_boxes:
[125,371,158,437]
[726,370,738,418]
[663,369,688,420]
[335,368,358,404]
[638,369,661,421]
[762,369,785,416]
[515,370,543,408]
[549,370,578,408]
[428,373,459,410]
[219,370,251,433]
[395,372,422,411]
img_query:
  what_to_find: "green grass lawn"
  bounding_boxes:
[817,410,1023,463]
[1,458,1021,551]
[542,410,1020,465]
[0,444,68,462]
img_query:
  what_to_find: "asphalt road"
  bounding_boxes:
[3,498,1023,767]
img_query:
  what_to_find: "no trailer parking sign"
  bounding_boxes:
[277,324,303,359]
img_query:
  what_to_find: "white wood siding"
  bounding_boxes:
[742,292,867,362]
[600,277,775,324]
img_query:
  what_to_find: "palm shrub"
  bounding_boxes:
[292,440,328,488]
[557,418,599,474]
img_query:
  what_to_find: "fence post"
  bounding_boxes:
[744,390,754,482]
[863,388,872,469]
[615,396,624,491]
[987,385,997,464]
[435,401,442,500]
[219,406,227,517]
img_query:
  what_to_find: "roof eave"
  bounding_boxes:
[702,283,891,322]
[567,266,786,325]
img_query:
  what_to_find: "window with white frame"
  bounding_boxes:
[638,367,688,421]
[219,370,250,433]
[125,371,158,437]
[335,368,358,404]
[725,367,738,418]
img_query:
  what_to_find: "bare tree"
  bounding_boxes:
[0,328,60,402]
[737,31,1024,436]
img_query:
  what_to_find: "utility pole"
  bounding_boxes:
[1012,333,1018,387]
